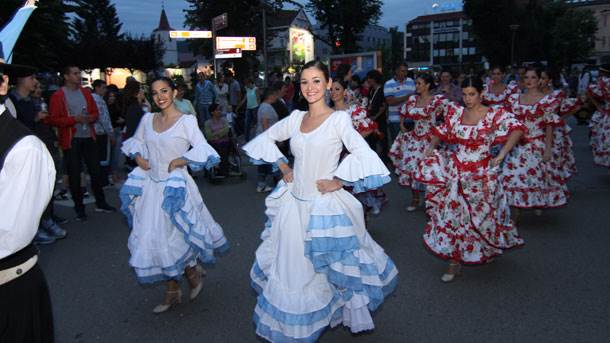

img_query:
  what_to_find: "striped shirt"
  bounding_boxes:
[383,77,415,123]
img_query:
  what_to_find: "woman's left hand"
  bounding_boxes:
[316,179,343,194]
[168,158,187,172]
[491,153,505,168]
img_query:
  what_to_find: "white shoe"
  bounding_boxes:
[406,205,417,212]
[152,289,182,314]
[256,185,265,193]
[441,263,461,283]
[262,186,274,193]
[534,209,543,216]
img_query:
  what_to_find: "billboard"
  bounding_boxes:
[216,37,256,51]
[329,51,382,80]
[289,28,314,65]
[169,31,212,39]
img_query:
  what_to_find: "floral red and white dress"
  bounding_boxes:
[547,89,580,182]
[414,106,525,263]
[349,104,378,134]
[389,94,450,189]
[587,76,610,168]
[481,81,520,106]
[502,93,569,208]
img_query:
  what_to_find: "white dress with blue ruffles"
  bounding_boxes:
[243,110,398,342]
[120,113,228,284]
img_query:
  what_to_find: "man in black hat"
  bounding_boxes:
[0,46,56,342]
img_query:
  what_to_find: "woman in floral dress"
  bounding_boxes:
[540,68,581,183]
[587,65,610,170]
[331,79,387,216]
[502,66,569,217]
[415,77,525,282]
[389,74,450,211]
[481,66,520,106]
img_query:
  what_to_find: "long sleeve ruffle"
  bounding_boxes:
[182,144,220,171]
[333,112,390,193]
[243,111,302,168]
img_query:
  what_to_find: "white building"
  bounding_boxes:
[152,8,178,67]
[267,9,315,68]
[569,0,610,64]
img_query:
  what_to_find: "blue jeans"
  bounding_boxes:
[197,104,212,128]
[257,164,275,189]
[245,107,258,142]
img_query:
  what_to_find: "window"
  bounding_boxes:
[440,49,446,56]
[434,49,440,57]
[463,47,468,55]
[454,48,461,55]
[462,31,469,40]
[469,47,476,55]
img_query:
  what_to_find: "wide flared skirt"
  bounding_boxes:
[415,152,524,264]
[251,182,398,342]
[590,111,610,168]
[120,168,228,284]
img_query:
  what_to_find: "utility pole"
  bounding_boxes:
[510,24,520,66]
[262,7,268,86]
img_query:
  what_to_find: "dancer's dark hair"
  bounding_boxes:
[302,60,330,82]
[461,76,484,93]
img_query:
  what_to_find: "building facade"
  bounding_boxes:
[313,24,392,61]
[404,11,483,70]
[267,9,315,69]
[569,0,610,64]
[152,8,178,67]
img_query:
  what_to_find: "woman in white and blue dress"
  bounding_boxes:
[119,77,228,313]
[243,61,398,342]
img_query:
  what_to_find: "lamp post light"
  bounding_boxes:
[509,24,520,66]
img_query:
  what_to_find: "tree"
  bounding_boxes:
[68,0,124,69]
[464,0,597,67]
[184,0,284,76]
[0,0,73,70]
[306,0,382,54]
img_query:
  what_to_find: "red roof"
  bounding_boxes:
[155,8,174,31]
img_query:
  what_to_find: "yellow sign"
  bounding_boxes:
[169,31,213,39]
[216,37,256,51]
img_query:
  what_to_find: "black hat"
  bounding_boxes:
[0,41,37,78]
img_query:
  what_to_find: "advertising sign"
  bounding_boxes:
[215,48,242,59]
[212,13,228,31]
[216,37,256,51]
[289,28,314,65]
[169,31,212,39]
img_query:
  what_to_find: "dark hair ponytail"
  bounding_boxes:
[461,76,484,93]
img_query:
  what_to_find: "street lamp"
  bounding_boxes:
[509,24,520,66]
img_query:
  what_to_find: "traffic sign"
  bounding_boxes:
[169,31,212,39]
[215,51,242,59]
[216,37,256,51]
[212,13,228,31]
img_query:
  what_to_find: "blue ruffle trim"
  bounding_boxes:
[304,212,398,312]
[118,174,145,228]
[161,180,229,265]
[249,156,289,173]
[184,155,220,172]
[133,248,197,284]
[253,292,343,343]
[342,174,391,194]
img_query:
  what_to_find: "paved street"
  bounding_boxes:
[39,120,610,343]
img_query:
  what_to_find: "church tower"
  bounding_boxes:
[153,5,178,66]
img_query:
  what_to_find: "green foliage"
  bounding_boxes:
[0,0,73,70]
[306,0,383,53]
[464,0,597,67]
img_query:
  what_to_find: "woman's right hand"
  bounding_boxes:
[135,155,151,170]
